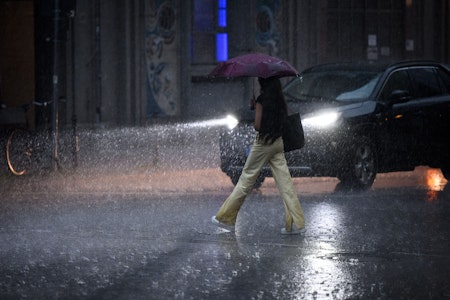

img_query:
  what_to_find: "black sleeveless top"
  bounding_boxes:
[256,93,285,144]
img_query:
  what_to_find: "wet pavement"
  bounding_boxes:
[1,167,450,299]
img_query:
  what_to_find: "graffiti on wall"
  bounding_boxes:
[255,0,281,56]
[145,0,178,117]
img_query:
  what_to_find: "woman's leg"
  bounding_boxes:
[215,139,268,225]
[268,139,305,230]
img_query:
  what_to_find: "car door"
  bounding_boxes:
[378,68,424,169]
[407,66,450,164]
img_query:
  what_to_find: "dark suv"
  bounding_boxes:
[219,60,450,190]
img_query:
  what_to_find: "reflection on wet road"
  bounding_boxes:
[1,167,449,299]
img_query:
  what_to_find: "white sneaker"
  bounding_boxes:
[211,216,235,232]
[281,224,305,235]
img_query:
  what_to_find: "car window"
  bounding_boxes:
[284,70,380,102]
[408,67,442,97]
[380,70,412,100]
[335,76,379,100]
[437,68,450,93]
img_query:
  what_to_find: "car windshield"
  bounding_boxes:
[284,69,382,102]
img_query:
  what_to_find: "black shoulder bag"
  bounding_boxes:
[282,112,305,152]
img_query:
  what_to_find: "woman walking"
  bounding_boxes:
[212,77,305,235]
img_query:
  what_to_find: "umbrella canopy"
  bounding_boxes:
[208,53,299,79]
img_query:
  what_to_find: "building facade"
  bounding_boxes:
[1,0,449,127]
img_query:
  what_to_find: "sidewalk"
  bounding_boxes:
[3,164,442,198]
[2,168,233,195]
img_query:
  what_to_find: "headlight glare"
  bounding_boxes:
[302,112,341,128]
[226,114,239,129]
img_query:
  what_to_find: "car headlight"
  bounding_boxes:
[226,114,239,130]
[302,111,341,129]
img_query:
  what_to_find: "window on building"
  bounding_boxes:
[192,0,228,64]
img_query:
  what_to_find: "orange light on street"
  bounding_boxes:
[425,168,448,202]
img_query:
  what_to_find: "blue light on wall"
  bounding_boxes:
[218,0,227,27]
[216,33,228,61]
[216,0,228,62]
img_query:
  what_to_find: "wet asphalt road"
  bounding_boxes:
[1,169,450,299]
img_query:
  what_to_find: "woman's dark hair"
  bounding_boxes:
[258,77,288,115]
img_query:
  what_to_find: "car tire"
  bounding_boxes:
[230,173,265,189]
[337,136,377,190]
[441,166,450,181]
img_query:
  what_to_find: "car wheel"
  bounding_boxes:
[338,136,377,190]
[229,173,265,189]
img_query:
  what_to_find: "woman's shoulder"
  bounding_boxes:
[257,93,274,104]
[256,94,266,104]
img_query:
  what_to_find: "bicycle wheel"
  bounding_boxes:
[6,128,33,175]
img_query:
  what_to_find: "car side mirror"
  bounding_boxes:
[388,90,411,105]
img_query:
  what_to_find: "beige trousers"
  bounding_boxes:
[215,136,305,230]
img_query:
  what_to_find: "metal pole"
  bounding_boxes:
[52,0,60,171]
[69,7,78,169]
[94,0,102,124]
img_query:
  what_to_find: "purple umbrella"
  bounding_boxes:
[208,53,299,79]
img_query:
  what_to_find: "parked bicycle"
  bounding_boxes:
[2,100,75,175]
